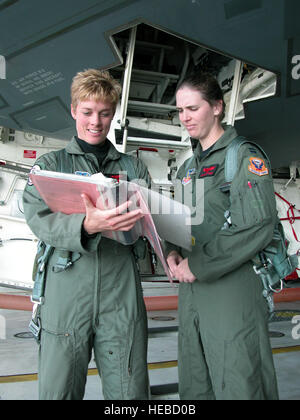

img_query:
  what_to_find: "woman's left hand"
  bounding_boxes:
[173,258,197,283]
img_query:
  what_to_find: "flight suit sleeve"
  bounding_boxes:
[133,156,152,188]
[188,146,278,282]
[23,155,101,254]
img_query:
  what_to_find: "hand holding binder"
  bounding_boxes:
[29,169,190,282]
[81,193,144,235]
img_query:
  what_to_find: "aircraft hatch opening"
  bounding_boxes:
[108,23,277,153]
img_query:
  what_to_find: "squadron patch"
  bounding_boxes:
[182,168,196,185]
[27,164,41,186]
[248,157,269,176]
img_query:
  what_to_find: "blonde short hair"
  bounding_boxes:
[71,69,121,111]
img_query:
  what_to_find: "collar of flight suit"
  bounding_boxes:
[65,136,122,163]
[193,125,239,162]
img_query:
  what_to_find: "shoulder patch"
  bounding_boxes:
[248,157,269,176]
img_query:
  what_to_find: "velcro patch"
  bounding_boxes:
[75,171,91,177]
[107,173,128,183]
[199,164,219,178]
[182,168,196,185]
[248,157,269,176]
[182,176,192,185]
[107,174,120,182]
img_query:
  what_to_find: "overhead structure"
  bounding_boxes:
[0,0,298,169]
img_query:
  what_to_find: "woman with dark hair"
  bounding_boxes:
[167,72,279,400]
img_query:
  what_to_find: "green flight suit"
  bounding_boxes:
[167,126,279,400]
[23,138,150,400]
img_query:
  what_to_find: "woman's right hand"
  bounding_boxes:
[81,193,144,235]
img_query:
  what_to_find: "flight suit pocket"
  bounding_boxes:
[237,180,273,225]
[95,318,148,400]
[221,327,261,400]
[39,327,76,398]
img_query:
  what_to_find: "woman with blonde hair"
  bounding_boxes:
[24,68,150,400]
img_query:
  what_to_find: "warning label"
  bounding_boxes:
[23,150,37,159]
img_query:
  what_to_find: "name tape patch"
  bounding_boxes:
[199,164,219,178]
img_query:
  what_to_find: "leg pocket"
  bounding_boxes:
[178,326,214,400]
[94,340,124,400]
[94,317,149,400]
[126,318,149,400]
[221,328,263,400]
[39,327,79,400]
